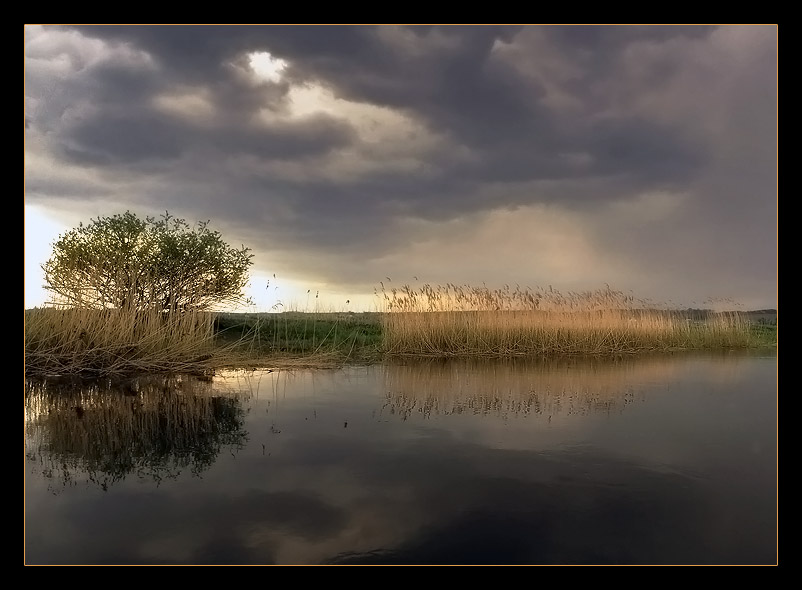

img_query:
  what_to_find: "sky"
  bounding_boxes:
[24,25,777,312]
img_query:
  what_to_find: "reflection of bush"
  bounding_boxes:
[24,375,248,491]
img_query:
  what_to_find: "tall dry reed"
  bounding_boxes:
[24,307,218,376]
[379,283,757,356]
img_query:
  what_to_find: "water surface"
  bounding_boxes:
[24,351,777,565]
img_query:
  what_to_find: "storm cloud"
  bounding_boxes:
[24,25,777,310]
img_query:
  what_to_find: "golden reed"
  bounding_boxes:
[24,307,218,376]
[378,283,757,356]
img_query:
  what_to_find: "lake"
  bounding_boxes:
[24,350,777,565]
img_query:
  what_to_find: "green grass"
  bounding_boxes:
[213,311,383,360]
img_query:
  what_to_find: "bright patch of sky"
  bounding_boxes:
[248,51,287,83]
[25,205,67,308]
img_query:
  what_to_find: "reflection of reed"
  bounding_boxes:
[24,374,248,491]
[381,356,684,420]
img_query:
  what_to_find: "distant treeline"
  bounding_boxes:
[676,309,777,323]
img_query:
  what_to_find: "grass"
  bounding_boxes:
[24,283,776,377]
[213,311,383,360]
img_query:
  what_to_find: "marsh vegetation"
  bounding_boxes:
[379,284,775,357]
[24,283,776,377]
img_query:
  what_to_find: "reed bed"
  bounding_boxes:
[24,307,220,376]
[379,283,763,356]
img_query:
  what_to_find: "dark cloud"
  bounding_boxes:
[24,25,777,308]
[61,110,356,166]
[63,111,188,164]
[41,25,710,193]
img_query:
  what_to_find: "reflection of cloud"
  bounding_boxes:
[321,442,774,565]
[25,354,776,565]
[136,490,347,564]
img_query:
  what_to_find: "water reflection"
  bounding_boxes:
[381,352,771,422]
[24,374,248,491]
[24,352,777,565]
[382,355,680,420]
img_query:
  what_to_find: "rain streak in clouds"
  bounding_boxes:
[24,25,777,311]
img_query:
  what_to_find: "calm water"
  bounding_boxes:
[24,351,777,565]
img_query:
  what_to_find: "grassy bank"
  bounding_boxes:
[24,285,776,377]
[23,307,385,377]
[213,311,383,359]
